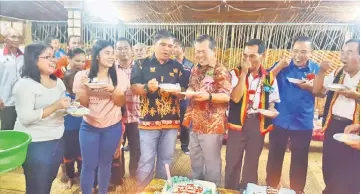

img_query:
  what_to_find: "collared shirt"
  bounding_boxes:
[117,60,140,124]
[230,69,280,114]
[324,70,360,120]
[54,48,66,59]
[183,62,232,134]
[130,55,187,130]
[268,59,320,130]
[0,47,24,106]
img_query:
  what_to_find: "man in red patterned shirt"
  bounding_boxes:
[115,37,141,179]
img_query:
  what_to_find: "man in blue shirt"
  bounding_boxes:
[266,36,320,194]
[173,39,194,155]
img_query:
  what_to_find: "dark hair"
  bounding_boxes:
[67,35,81,46]
[68,48,85,59]
[21,43,57,83]
[345,39,360,55]
[44,35,58,46]
[292,36,313,49]
[89,40,117,87]
[174,39,185,49]
[153,30,174,44]
[195,34,216,49]
[115,37,132,48]
[245,39,266,54]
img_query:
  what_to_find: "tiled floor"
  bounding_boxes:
[0,134,325,194]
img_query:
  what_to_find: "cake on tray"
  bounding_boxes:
[161,176,217,194]
[243,183,296,194]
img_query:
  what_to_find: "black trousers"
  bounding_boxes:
[0,106,17,130]
[225,116,264,190]
[266,126,313,192]
[120,122,141,178]
[322,117,360,194]
[180,101,189,151]
[63,130,82,179]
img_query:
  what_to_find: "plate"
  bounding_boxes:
[180,91,202,97]
[333,133,360,143]
[326,84,347,92]
[258,109,279,118]
[66,106,90,117]
[287,77,306,84]
[159,84,181,92]
[88,82,108,89]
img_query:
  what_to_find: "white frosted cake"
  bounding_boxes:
[161,176,216,194]
[243,183,296,194]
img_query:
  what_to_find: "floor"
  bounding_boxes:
[0,134,325,194]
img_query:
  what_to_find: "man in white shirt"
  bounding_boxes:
[0,27,24,130]
[313,39,360,194]
[225,39,280,191]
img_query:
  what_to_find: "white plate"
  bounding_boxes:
[258,109,279,118]
[326,84,347,92]
[159,84,181,92]
[88,82,108,89]
[287,77,306,84]
[333,133,360,143]
[66,107,90,117]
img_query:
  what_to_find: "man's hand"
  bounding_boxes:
[147,78,159,92]
[193,93,209,102]
[337,89,360,100]
[240,60,251,76]
[114,147,120,159]
[345,140,360,150]
[278,56,291,69]
[345,124,360,135]
[296,80,313,91]
[320,61,333,73]
[0,99,4,110]
[266,107,279,119]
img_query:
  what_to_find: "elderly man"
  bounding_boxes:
[131,30,187,190]
[173,39,194,155]
[313,39,360,194]
[183,35,231,186]
[265,36,320,194]
[225,39,280,191]
[0,27,24,130]
[133,43,147,59]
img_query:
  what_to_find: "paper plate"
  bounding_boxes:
[88,82,108,89]
[258,109,279,118]
[287,77,305,84]
[66,107,90,117]
[159,84,181,92]
[333,133,360,143]
[326,84,347,92]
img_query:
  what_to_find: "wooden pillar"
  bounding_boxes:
[63,1,84,39]
[24,20,32,44]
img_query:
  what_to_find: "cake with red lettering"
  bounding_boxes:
[161,176,216,194]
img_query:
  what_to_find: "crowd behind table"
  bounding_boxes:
[0,27,359,194]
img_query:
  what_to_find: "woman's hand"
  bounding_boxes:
[105,84,115,93]
[56,97,71,110]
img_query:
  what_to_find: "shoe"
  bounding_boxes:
[182,148,190,155]
[122,145,130,152]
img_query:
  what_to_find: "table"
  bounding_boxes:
[143,178,240,194]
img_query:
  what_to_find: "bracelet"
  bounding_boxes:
[144,84,149,93]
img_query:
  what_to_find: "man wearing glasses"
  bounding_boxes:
[266,36,320,194]
[0,27,24,130]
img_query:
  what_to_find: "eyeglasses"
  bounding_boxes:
[39,55,55,60]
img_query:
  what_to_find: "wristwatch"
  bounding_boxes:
[208,93,212,101]
[144,84,149,93]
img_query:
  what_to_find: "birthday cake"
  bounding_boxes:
[243,183,296,194]
[161,176,216,194]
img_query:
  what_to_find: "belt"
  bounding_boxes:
[332,115,352,122]
[247,113,259,119]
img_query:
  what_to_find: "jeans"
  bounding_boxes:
[180,99,190,151]
[0,106,17,130]
[79,121,122,194]
[120,122,141,177]
[137,129,178,190]
[22,138,64,194]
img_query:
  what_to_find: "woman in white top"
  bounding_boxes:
[13,43,70,194]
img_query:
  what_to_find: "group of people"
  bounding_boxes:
[0,27,359,194]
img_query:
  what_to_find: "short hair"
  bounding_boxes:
[115,37,132,48]
[153,30,174,44]
[134,43,147,49]
[195,34,216,50]
[174,39,185,49]
[21,43,56,83]
[345,39,360,55]
[68,48,86,59]
[44,35,58,46]
[67,35,81,46]
[292,36,313,49]
[245,39,266,54]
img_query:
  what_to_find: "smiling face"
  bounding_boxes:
[154,38,174,62]
[37,47,56,75]
[195,40,216,67]
[98,46,115,68]
[291,41,312,67]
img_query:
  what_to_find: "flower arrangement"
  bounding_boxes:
[263,79,274,92]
